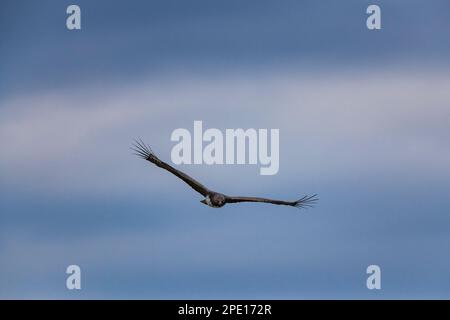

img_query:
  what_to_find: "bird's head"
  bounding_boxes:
[200,199,207,205]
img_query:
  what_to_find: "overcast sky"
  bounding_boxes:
[1,0,450,299]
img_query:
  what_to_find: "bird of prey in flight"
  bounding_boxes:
[132,140,318,209]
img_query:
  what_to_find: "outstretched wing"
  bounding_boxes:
[225,194,318,209]
[132,139,210,197]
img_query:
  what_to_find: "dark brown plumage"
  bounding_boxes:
[132,139,318,209]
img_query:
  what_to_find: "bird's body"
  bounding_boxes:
[201,193,226,208]
[132,140,318,209]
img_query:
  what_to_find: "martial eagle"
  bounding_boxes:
[132,139,318,209]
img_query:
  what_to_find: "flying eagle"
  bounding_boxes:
[132,140,318,209]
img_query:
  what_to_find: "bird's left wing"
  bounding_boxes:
[132,140,210,197]
[225,194,318,209]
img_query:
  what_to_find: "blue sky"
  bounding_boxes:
[1,0,450,299]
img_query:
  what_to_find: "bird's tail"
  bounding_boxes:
[292,194,319,209]
[131,139,160,163]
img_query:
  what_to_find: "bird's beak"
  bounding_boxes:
[200,199,207,205]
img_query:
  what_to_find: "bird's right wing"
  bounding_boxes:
[225,194,318,209]
[132,140,210,197]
